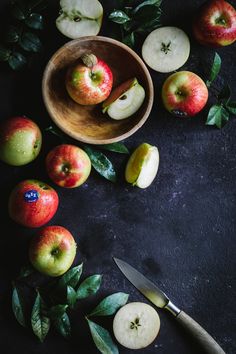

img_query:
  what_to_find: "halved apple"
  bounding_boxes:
[102,78,145,120]
[113,302,160,350]
[56,0,103,39]
[142,26,190,73]
[125,143,159,189]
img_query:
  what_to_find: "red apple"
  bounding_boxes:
[66,53,113,105]
[29,225,77,277]
[193,0,236,47]
[0,116,42,166]
[46,144,91,188]
[162,71,209,117]
[8,180,59,228]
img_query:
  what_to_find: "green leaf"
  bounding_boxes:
[99,143,129,154]
[11,2,29,20]
[5,26,21,43]
[8,52,27,70]
[20,31,42,52]
[133,0,162,14]
[25,13,44,29]
[84,146,117,183]
[53,313,71,339]
[226,102,236,115]
[218,84,231,104]
[135,14,161,33]
[12,285,26,327]
[206,105,230,129]
[89,292,129,317]
[49,304,68,319]
[109,10,130,24]
[206,52,221,88]
[77,275,102,300]
[67,286,77,308]
[58,264,83,289]
[133,5,161,22]
[87,319,119,354]
[0,46,11,61]
[122,32,135,48]
[31,292,50,342]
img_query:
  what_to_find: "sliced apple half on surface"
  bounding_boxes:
[125,143,159,189]
[56,0,103,39]
[102,78,145,120]
[142,26,190,73]
[113,302,161,350]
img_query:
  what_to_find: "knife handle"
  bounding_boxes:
[176,311,225,354]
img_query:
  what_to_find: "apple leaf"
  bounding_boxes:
[31,292,50,342]
[206,105,230,129]
[0,46,11,61]
[87,319,119,354]
[25,13,44,30]
[89,292,129,317]
[99,143,129,155]
[58,264,83,289]
[8,51,27,70]
[12,284,26,327]
[49,304,68,319]
[226,102,236,115]
[123,32,135,48]
[77,275,102,300]
[67,286,77,308]
[109,10,131,24]
[49,305,71,339]
[132,0,162,14]
[5,26,21,43]
[206,52,221,88]
[19,31,42,52]
[84,146,117,183]
[11,1,29,20]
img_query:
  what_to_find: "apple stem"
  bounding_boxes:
[81,53,98,68]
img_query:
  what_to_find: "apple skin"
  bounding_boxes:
[46,144,91,188]
[0,116,42,166]
[29,225,77,277]
[66,56,113,105]
[193,0,236,47]
[162,71,209,117]
[8,180,59,228]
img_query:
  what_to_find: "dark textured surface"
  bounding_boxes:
[0,1,236,354]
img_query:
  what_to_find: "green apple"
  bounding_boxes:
[56,0,103,39]
[102,78,145,120]
[0,116,42,166]
[113,302,160,350]
[29,226,77,277]
[125,143,159,188]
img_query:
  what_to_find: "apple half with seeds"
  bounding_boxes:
[142,26,190,73]
[102,78,145,120]
[113,302,160,350]
[56,0,103,39]
[125,143,159,188]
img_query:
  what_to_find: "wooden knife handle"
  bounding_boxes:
[176,311,225,354]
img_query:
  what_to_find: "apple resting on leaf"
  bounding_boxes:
[102,78,145,120]
[193,0,236,47]
[113,302,160,350]
[29,225,77,277]
[8,180,59,228]
[66,53,113,105]
[162,71,209,117]
[0,116,42,166]
[46,144,91,188]
[56,0,103,39]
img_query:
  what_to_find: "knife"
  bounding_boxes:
[114,258,225,354]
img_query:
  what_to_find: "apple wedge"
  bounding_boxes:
[56,0,103,39]
[102,78,145,120]
[142,26,190,73]
[113,302,160,350]
[125,143,159,188]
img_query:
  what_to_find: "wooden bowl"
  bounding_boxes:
[42,36,154,145]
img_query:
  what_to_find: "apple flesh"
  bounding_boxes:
[162,71,209,117]
[66,53,113,105]
[46,144,91,188]
[56,0,103,39]
[125,143,159,189]
[8,180,59,228]
[193,0,236,47]
[29,226,77,277]
[113,302,160,350]
[0,116,42,166]
[102,78,145,120]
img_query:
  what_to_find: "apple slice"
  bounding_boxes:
[102,78,145,120]
[142,26,190,73]
[56,0,103,39]
[125,143,159,188]
[113,302,160,350]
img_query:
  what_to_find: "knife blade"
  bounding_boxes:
[114,257,225,354]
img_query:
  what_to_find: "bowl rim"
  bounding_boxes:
[42,36,154,145]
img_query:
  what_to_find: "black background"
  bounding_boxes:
[0,0,236,353]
